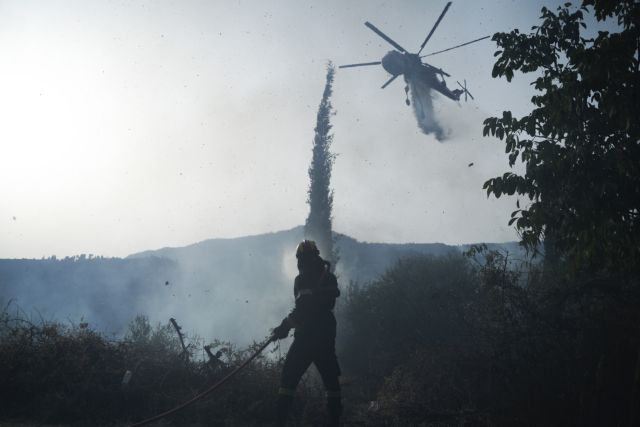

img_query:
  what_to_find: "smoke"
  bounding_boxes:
[408,78,445,141]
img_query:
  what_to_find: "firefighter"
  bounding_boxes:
[272,240,342,426]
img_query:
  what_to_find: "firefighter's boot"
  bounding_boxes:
[327,394,342,427]
[275,392,294,427]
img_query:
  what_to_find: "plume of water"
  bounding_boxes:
[408,78,445,141]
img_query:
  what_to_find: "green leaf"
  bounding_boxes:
[482,1,640,275]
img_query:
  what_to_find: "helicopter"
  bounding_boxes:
[339,2,488,106]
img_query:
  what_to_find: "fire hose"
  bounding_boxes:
[128,335,275,427]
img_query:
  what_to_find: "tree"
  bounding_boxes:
[482,0,639,275]
[305,63,337,267]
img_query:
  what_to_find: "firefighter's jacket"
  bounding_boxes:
[287,260,340,332]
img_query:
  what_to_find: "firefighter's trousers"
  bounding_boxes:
[276,311,342,426]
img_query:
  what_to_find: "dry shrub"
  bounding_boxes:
[0,306,325,426]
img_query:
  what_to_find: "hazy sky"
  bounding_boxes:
[0,0,595,258]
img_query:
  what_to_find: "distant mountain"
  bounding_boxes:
[1,227,521,345]
[129,226,521,283]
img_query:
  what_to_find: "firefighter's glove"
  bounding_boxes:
[272,319,291,340]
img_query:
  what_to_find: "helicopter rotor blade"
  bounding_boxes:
[417,1,452,55]
[421,35,490,57]
[364,22,407,53]
[381,74,399,89]
[339,61,382,69]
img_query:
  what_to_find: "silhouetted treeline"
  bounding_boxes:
[2,247,638,426]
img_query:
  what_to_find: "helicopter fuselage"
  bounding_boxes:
[381,50,408,75]
[381,50,461,101]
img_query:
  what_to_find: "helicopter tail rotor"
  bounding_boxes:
[456,79,474,101]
